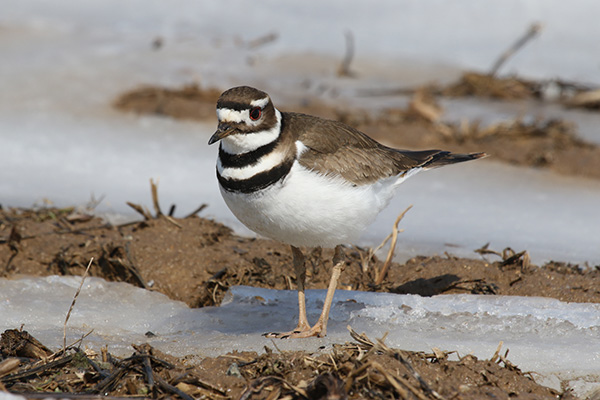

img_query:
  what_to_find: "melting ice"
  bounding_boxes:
[1,276,599,396]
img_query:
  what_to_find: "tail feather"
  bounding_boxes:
[422,151,487,169]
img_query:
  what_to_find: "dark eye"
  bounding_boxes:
[249,107,261,121]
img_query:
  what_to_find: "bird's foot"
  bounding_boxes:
[263,321,326,339]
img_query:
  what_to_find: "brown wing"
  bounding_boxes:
[285,112,444,185]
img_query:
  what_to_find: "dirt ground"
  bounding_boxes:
[1,207,599,309]
[2,74,599,399]
[0,201,597,399]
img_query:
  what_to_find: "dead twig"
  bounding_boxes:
[337,30,356,77]
[164,215,183,229]
[475,243,530,270]
[65,330,95,353]
[347,327,444,400]
[246,32,278,49]
[150,178,163,217]
[428,347,456,362]
[474,242,502,259]
[126,202,153,220]
[347,325,375,350]
[566,88,600,109]
[63,258,93,353]
[0,358,20,378]
[173,375,229,397]
[502,250,525,265]
[491,342,520,371]
[239,376,307,400]
[375,206,412,285]
[490,341,504,363]
[43,329,94,363]
[154,373,194,400]
[378,340,444,400]
[489,22,543,77]
[93,364,129,394]
[0,353,75,384]
[141,354,155,393]
[184,203,208,218]
[128,180,206,222]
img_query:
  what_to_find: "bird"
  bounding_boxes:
[208,86,485,338]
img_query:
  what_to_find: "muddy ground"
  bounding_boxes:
[2,207,599,309]
[2,74,599,399]
[1,206,594,399]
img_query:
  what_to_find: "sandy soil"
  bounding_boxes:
[2,76,598,398]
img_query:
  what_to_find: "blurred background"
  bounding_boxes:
[2,0,599,264]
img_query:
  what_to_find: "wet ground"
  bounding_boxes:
[2,76,599,398]
[2,206,599,310]
[0,206,592,399]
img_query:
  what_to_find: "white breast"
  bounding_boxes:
[220,161,414,248]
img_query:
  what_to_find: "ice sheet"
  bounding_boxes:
[1,276,599,395]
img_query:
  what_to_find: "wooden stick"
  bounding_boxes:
[150,178,163,217]
[337,30,356,77]
[184,203,208,218]
[375,206,412,285]
[63,258,93,353]
[489,23,543,77]
[126,202,153,220]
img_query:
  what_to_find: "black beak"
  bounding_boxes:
[208,123,236,145]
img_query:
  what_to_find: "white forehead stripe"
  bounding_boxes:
[250,96,269,108]
[216,96,269,123]
[217,108,247,123]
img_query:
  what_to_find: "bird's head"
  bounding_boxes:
[209,86,279,152]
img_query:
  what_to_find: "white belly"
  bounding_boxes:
[220,162,411,248]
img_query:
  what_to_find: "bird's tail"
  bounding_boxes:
[422,151,487,169]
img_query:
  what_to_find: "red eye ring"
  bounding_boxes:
[249,107,262,121]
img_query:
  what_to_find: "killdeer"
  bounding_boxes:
[208,86,485,338]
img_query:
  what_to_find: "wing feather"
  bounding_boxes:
[286,112,440,184]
